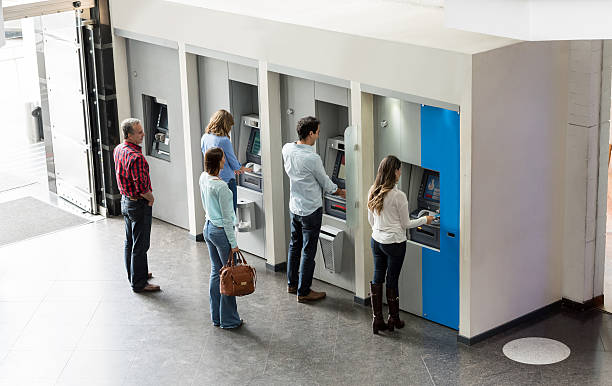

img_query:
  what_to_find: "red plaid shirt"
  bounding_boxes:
[113,141,152,197]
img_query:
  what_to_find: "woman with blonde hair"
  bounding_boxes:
[367,155,433,334]
[201,109,250,211]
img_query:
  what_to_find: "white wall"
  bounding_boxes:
[470,41,568,337]
[125,40,189,229]
[108,0,471,107]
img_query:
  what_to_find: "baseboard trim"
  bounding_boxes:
[457,300,562,346]
[265,262,287,272]
[188,233,204,242]
[354,296,371,307]
[561,295,604,311]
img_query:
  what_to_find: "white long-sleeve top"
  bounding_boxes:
[368,186,428,244]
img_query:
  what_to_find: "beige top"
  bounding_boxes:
[367,186,428,244]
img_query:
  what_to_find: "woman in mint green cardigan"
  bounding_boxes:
[199,147,242,329]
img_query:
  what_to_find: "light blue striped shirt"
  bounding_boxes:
[282,142,338,216]
[199,172,237,248]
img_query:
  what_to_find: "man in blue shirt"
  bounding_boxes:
[282,116,346,303]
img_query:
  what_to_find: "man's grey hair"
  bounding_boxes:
[121,118,142,139]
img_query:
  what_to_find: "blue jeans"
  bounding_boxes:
[227,178,237,212]
[287,207,323,296]
[121,197,152,291]
[204,221,241,328]
[370,238,406,291]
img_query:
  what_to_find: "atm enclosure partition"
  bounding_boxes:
[374,94,460,330]
[280,74,355,291]
[197,56,265,258]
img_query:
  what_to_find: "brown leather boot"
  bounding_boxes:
[386,287,405,331]
[370,282,387,334]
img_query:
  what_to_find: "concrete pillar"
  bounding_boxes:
[351,82,375,302]
[259,62,287,269]
[178,43,205,239]
[110,34,131,141]
[563,40,604,303]
[594,40,612,298]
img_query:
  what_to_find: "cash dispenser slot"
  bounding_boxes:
[142,95,170,162]
[318,225,344,273]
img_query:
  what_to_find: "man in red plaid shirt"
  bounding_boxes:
[114,118,160,293]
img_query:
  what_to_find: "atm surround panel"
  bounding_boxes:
[409,168,441,249]
[142,95,171,161]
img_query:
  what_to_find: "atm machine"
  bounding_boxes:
[311,135,354,292]
[409,169,441,249]
[234,114,266,258]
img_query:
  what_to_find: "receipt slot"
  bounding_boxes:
[319,225,344,273]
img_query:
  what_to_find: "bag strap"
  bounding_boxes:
[225,249,249,267]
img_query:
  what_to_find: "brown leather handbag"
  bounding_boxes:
[219,250,256,296]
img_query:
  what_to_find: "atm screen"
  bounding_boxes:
[337,154,346,180]
[422,173,440,203]
[157,105,168,129]
[247,128,261,157]
[331,151,346,189]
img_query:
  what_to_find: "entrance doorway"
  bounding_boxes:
[0,4,99,215]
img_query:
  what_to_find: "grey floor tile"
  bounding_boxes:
[0,323,28,351]
[422,348,541,386]
[123,347,201,386]
[0,301,40,325]
[0,349,73,381]
[3,215,612,385]
[0,279,53,302]
[28,300,99,327]
[12,321,88,350]
[58,349,135,384]
[45,280,125,302]
[539,350,612,386]
[76,324,149,350]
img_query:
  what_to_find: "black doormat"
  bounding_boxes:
[0,196,91,246]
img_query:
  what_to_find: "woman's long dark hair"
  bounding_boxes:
[368,155,402,214]
[204,147,224,176]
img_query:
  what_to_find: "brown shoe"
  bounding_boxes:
[148,272,153,279]
[287,286,297,294]
[133,283,161,293]
[297,290,326,303]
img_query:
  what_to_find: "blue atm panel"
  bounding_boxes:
[420,105,460,330]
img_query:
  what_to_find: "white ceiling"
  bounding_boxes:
[446,0,612,41]
[164,0,517,54]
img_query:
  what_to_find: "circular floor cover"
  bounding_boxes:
[502,337,570,365]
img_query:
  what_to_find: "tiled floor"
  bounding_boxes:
[1,210,612,385]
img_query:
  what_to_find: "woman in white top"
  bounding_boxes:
[367,155,433,334]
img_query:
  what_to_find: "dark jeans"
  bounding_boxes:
[121,197,152,291]
[287,207,323,296]
[371,238,407,291]
[227,178,237,212]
